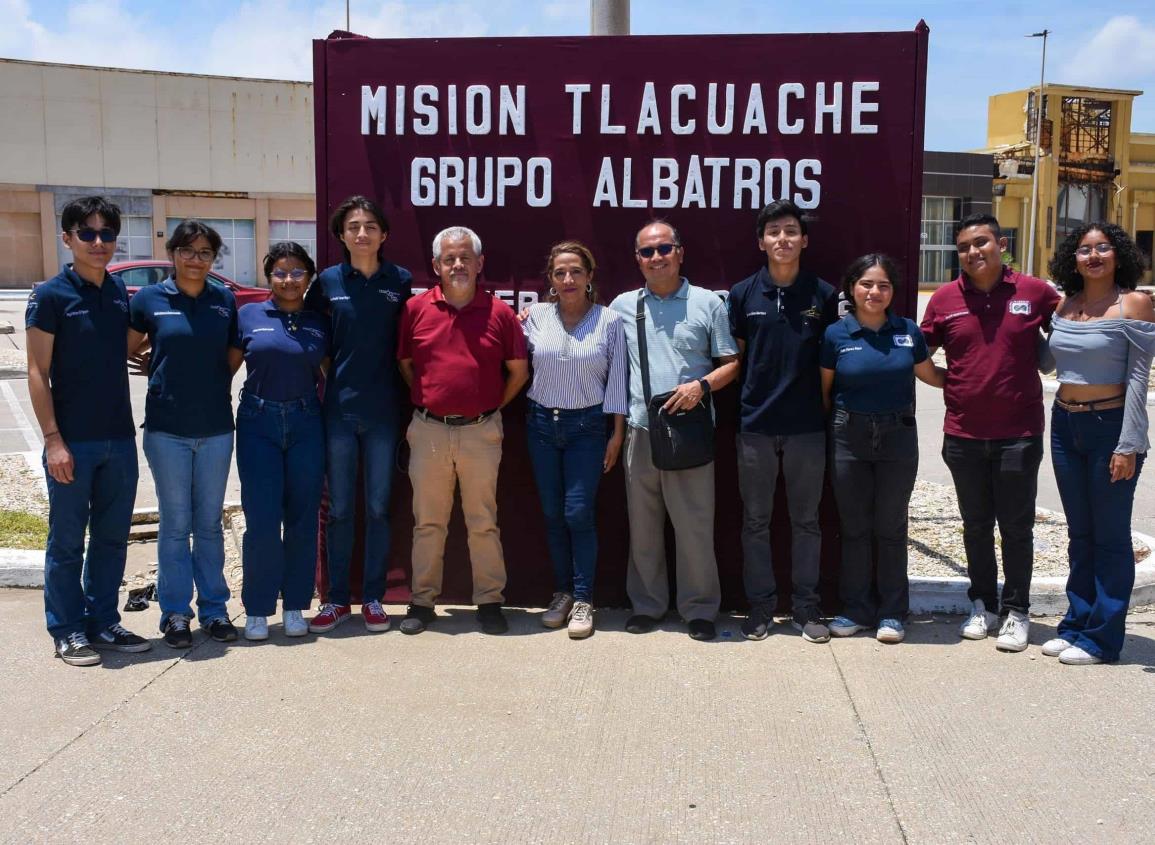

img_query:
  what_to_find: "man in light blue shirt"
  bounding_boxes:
[610,220,739,641]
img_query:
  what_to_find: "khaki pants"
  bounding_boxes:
[407,413,507,607]
[624,426,720,621]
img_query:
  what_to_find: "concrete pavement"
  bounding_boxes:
[2,589,1155,843]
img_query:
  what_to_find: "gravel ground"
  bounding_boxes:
[0,347,26,378]
[0,455,46,517]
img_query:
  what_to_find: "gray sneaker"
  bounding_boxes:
[542,592,574,629]
[568,601,594,639]
[792,612,830,644]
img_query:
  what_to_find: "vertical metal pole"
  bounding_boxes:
[1025,29,1049,276]
[346,0,350,30]
[590,0,630,35]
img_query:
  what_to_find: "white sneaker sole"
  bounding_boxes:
[995,637,1028,653]
[876,630,905,644]
[245,629,269,641]
[284,626,309,638]
[830,625,869,638]
[364,619,392,633]
[1041,639,1070,657]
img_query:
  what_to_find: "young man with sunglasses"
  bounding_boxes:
[609,220,739,641]
[26,196,149,665]
[728,200,840,644]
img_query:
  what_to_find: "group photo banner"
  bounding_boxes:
[312,26,929,607]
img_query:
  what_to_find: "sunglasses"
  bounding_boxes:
[271,269,309,281]
[70,227,118,244]
[636,243,678,259]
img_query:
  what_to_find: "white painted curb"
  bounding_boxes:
[0,548,44,587]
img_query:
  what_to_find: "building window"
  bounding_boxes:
[167,218,256,284]
[920,196,963,283]
[115,216,154,262]
[268,220,317,261]
[1002,227,1019,266]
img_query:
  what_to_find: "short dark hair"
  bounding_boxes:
[756,199,807,238]
[635,218,681,249]
[954,212,1001,240]
[329,195,389,258]
[1048,222,1148,295]
[262,241,317,281]
[840,253,901,313]
[61,196,121,236]
[166,219,222,256]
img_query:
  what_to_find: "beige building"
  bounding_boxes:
[986,84,1154,283]
[0,58,315,286]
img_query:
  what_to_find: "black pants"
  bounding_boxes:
[942,434,1044,614]
[830,409,918,624]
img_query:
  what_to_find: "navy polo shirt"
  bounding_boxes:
[728,268,839,435]
[236,302,330,402]
[821,313,928,413]
[129,278,240,438]
[24,266,134,442]
[304,260,412,423]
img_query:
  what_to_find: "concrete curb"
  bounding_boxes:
[0,548,43,587]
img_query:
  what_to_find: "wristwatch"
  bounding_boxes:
[698,378,712,395]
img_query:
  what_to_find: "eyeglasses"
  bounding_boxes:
[271,269,309,282]
[550,267,588,282]
[636,243,679,259]
[70,227,118,244]
[175,247,216,262]
[1075,243,1114,257]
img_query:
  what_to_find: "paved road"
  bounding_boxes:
[2,590,1154,843]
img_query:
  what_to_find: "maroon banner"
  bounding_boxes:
[313,27,929,609]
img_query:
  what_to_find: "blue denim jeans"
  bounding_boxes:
[143,429,234,627]
[1051,405,1145,661]
[236,395,325,616]
[525,401,607,602]
[324,414,397,606]
[830,409,919,624]
[43,437,138,639]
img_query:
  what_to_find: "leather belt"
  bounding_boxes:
[416,407,498,426]
[1055,394,1125,413]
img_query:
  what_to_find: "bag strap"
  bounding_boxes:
[635,289,652,406]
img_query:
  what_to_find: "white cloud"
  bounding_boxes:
[1059,15,1155,88]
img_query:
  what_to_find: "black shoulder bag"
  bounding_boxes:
[635,290,715,470]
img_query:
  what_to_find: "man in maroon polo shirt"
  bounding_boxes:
[921,212,1060,652]
[397,225,529,635]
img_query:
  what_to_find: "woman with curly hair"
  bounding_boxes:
[1044,222,1155,664]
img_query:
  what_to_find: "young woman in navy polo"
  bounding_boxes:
[229,242,330,642]
[128,220,242,649]
[820,254,944,644]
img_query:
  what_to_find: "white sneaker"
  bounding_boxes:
[876,618,906,644]
[959,600,998,640]
[244,616,269,641]
[995,609,1029,652]
[1041,637,1071,657]
[283,610,308,637]
[568,601,594,639]
[1059,645,1103,665]
[542,592,574,629]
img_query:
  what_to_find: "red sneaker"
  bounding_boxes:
[362,600,391,632]
[308,603,352,633]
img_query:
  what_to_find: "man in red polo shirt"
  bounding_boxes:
[397,225,529,635]
[921,212,1060,653]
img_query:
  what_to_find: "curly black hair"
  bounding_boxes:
[1047,222,1148,295]
[840,253,901,313]
[262,241,317,281]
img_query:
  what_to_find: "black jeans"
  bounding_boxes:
[830,409,918,624]
[942,434,1044,614]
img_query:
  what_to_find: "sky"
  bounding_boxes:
[5,0,1155,151]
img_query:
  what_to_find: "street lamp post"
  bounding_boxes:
[1025,29,1049,277]
[590,0,629,35]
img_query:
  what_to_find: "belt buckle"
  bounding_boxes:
[443,414,465,426]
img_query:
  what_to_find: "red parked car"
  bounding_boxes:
[109,260,271,307]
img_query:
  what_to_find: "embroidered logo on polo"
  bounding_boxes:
[65,310,90,318]
[746,310,768,317]
[379,290,403,302]
[1009,300,1031,315]
[302,327,326,339]
[211,305,231,319]
[113,299,127,312]
[252,327,275,333]
[838,345,863,354]
[330,295,351,302]
[153,310,182,317]
[893,335,914,347]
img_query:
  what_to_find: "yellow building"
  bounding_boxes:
[986,84,1155,283]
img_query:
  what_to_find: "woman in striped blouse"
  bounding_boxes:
[523,241,628,638]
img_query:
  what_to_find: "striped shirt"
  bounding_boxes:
[523,303,629,414]
[610,278,739,429]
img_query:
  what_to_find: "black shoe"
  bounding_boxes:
[740,607,774,641]
[90,623,152,653]
[477,603,508,635]
[205,618,238,643]
[162,615,193,649]
[688,619,717,641]
[625,614,657,634]
[54,632,101,666]
[400,604,435,635]
[791,610,831,644]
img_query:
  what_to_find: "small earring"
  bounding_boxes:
[585,283,593,293]
[548,287,557,297]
